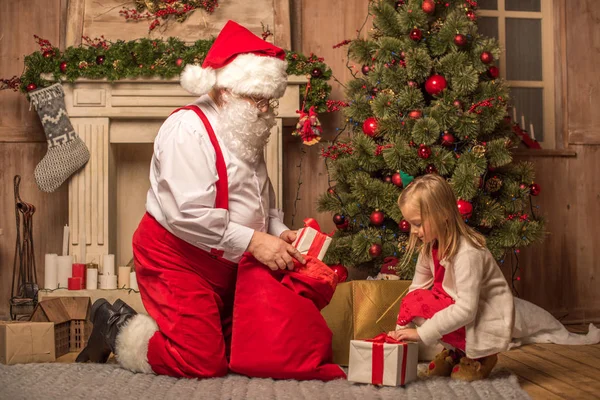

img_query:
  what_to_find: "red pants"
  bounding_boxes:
[132,212,237,378]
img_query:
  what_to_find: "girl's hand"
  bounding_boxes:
[388,328,421,342]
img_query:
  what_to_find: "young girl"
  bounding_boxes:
[388,174,514,381]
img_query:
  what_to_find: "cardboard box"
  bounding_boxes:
[292,227,332,260]
[0,321,55,364]
[321,280,411,366]
[348,338,418,386]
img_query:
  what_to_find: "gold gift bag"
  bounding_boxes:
[321,280,411,366]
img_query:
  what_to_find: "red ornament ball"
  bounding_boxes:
[59,61,67,73]
[466,10,476,21]
[43,51,53,58]
[330,265,348,283]
[176,58,184,67]
[362,117,378,137]
[409,110,422,119]
[480,51,494,64]
[425,74,447,96]
[336,220,349,230]
[453,100,463,109]
[422,0,435,14]
[392,172,403,187]
[96,55,105,65]
[457,199,473,219]
[333,213,346,225]
[488,66,500,79]
[399,220,411,233]
[441,132,455,147]
[410,28,423,42]
[425,164,438,174]
[519,183,527,190]
[311,67,323,78]
[361,65,371,75]
[418,144,432,159]
[370,210,385,226]
[369,243,382,258]
[454,34,467,47]
[529,183,541,196]
[26,83,37,92]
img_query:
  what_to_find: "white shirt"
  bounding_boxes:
[146,95,289,263]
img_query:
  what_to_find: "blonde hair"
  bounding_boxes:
[398,174,486,265]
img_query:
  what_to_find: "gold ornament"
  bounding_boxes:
[472,144,486,158]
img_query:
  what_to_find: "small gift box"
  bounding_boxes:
[347,334,418,386]
[292,226,332,261]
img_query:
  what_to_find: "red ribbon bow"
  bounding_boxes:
[364,334,408,386]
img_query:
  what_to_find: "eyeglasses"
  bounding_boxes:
[250,96,279,110]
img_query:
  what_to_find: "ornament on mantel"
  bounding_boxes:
[457,199,473,219]
[311,67,323,78]
[362,117,378,137]
[454,34,467,47]
[96,55,105,65]
[370,210,385,226]
[466,10,476,21]
[410,28,423,42]
[418,144,432,159]
[480,51,494,64]
[26,83,37,92]
[529,183,541,196]
[488,66,499,79]
[59,62,67,73]
[43,51,54,58]
[425,74,447,96]
[176,58,184,67]
[369,243,382,258]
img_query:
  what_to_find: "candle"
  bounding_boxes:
[57,255,73,289]
[68,277,82,290]
[512,107,517,122]
[86,265,98,290]
[118,266,131,289]
[529,123,536,141]
[44,253,58,290]
[62,225,70,256]
[130,271,138,290]
[102,254,115,276]
[99,274,117,290]
[521,115,526,129]
[72,263,87,289]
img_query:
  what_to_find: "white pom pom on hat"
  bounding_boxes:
[180,20,288,99]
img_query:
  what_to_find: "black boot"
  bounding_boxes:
[113,298,138,316]
[76,299,132,363]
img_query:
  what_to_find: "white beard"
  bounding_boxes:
[216,93,276,165]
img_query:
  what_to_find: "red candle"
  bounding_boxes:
[68,277,83,290]
[72,263,87,289]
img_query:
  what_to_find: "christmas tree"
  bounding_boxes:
[318,0,545,280]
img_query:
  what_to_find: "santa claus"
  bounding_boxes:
[76,20,307,378]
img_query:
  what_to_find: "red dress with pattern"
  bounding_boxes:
[397,246,466,351]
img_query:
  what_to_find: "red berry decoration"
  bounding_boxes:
[399,220,411,233]
[59,61,67,73]
[330,265,348,282]
[519,183,527,190]
[370,210,385,226]
[369,243,382,258]
[384,175,392,183]
[311,67,323,78]
[418,144,432,159]
[466,10,476,21]
[454,34,467,47]
[457,199,473,219]
[529,183,541,196]
[392,172,403,187]
[408,80,418,88]
[361,65,371,75]
[362,117,378,137]
[333,213,345,225]
[480,51,493,64]
[425,164,438,174]
[488,66,500,79]
[425,74,447,96]
[26,83,37,92]
[441,132,455,147]
[409,110,422,119]
[421,0,435,14]
[410,28,423,42]
[176,58,184,67]
[96,55,105,65]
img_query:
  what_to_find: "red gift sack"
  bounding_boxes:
[229,254,346,381]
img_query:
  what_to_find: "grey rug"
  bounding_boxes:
[0,363,530,400]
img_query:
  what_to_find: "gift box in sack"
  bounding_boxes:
[292,226,331,260]
[347,334,418,386]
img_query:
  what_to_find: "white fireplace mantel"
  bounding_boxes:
[62,76,307,271]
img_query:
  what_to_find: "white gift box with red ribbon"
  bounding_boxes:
[347,335,418,386]
[292,227,331,261]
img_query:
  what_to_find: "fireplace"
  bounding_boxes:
[62,76,306,272]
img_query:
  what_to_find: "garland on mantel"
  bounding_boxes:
[4,35,333,116]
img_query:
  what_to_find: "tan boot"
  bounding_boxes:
[450,354,498,381]
[426,349,460,377]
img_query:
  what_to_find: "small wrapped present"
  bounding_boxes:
[347,334,418,386]
[292,226,332,261]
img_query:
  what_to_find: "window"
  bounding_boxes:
[477,0,556,149]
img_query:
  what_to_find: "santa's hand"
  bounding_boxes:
[247,231,306,271]
[279,230,297,244]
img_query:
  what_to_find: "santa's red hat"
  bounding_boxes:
[180,20,288,99]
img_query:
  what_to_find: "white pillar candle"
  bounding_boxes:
[86,268,98,290]
[102,254,115,276]
[62,225,70,256]
[57,255,73,289]
[521,115,526,129]
[129,271,138,291]
[529,123,536,141]
[99,274,118,290]
[118,266,131,289]
[512,106,517,122]
[44,254,58,290]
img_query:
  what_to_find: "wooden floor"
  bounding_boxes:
[58,326,600,400]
